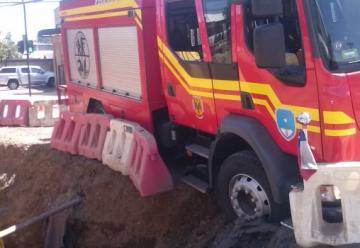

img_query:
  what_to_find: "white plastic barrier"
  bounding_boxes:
[290,163,360,247]
[29,100,68,127]
[102,119,141,175]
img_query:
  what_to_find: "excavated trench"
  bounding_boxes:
[0,127,304,248]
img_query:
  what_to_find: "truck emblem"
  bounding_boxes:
[275,108,296,141]
[74,31,90,79]
[192,96,204,119]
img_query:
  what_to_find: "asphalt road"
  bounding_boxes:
[0,85,58,102]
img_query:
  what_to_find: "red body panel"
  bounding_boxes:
[60,0,166,132]
[60,0,360,164]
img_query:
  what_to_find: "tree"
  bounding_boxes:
[0,32,20,62]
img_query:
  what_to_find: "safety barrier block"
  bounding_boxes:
[128,128,173,197]
[29,100,68,127]
[0,100,32,126]
[78,114,112,161]
[50,112,84,154]
[102,119,141,175]
[290,163,360,247]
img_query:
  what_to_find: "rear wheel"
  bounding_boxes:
[7,80,19,90]
[216,151,289,222]
[47,77,55,88]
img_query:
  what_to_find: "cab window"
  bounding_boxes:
[31,68,43,74]
[203,0,232,63]
[21,68,29,73]
[166,0,203,62]
[243,0,305,67]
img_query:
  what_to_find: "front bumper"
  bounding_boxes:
[290,162,360,247]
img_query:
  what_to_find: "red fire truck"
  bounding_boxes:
[59,0,360,231]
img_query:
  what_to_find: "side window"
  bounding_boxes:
[203,0,232,63]
[21,68,29,73]
[0,68,16,73]
[166,0,203,62]
[1,68,16,73]
[243,0,305,67]
[31,68,42,74]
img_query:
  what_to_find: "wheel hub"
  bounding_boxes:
[229,174,271,220]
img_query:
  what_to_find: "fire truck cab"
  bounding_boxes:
[60,0,360,239]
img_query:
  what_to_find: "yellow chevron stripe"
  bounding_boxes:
[60,0,138,17]
[323,111,355,125]
[325,128,356,136]
[159,51,213,98]
[65,10,128,22]
[241,82,320,122]
[253,98,320,133]
[157,37,354,136]
[214,93,240,101]
[135,9,142,20]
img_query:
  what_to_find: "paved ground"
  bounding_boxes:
[0,85,57,102]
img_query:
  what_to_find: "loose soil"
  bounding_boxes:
[0,127,228,248]
[0,127,315,248]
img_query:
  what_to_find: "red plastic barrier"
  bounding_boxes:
[0,100,31,126]
[78,114,112,160]
[128,128,173,197]
[50,112,84,154]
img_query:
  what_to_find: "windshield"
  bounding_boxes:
[312,0,360,71]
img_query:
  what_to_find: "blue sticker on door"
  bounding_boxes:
[275,108,296,141]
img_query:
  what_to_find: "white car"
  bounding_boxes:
[0,66,55,90]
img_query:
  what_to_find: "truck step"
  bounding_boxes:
[182,174,210,193]
[185,144,210,159]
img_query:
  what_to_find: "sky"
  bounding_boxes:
[0,1,59,43]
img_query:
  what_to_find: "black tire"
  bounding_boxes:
[47,77,55,88]
[7,79,19,90]
[216,150,289,222]
[87,100,105,114]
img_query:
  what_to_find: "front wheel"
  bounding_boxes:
[216,151,289,222]
[7,80,19,90]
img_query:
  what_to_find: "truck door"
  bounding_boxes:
[201,0,241,123]
[19,67,29,85]
[158,0,218,134]
[234,0,322,158]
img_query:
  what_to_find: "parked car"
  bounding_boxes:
[0,66,55,90]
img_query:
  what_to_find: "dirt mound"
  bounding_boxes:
[0,131,225,248]
[0,127,304,248]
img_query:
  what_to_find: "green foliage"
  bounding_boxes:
[0,32,20,62]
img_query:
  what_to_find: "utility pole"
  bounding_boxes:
[22,0,32,97]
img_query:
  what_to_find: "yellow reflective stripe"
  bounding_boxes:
[241,82,320,121]
[300,124,321,133]
[213,80,240,91]
[159,51,213,98]
[60,0,138,17]
[325,128,357,136]
[157,37,324,134]
[65,10,128,22]
[157,37,244,90]
[253,98,275,119]
[323,111,355,125]
[214,93,240,101]
[160,40,213,89]
[135,9,142,20]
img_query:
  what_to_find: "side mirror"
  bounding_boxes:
[252,0,283,17]
[254,23,286,68]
